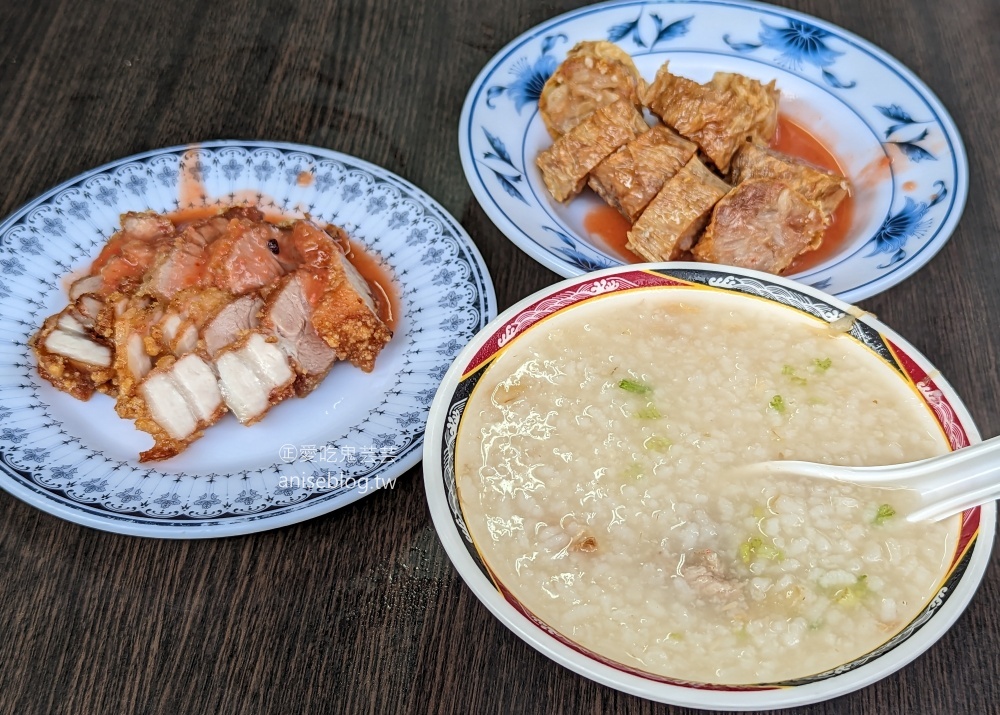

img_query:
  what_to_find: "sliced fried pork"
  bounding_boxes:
[729,142,850,222]
[644,63,779,173]
[54,212,175,343]
[141,215,230,300]
[71,294,103,329]
[203,293,264,357]
[626,157,730,261]
[588,125,697,222]
[260,273,337,396]
[692,178,824,274]
[215,333,295,425]
[68,275,104,302]
[135,326,296,458]
[112,287,234,421]
[85,211,176,298]
[110,297,162,419]
[154,287,233,357]
[57,212,177,353]
[30,310,115,400]
[142,206,302,301]
[33,207,393,461]
[135,353,226,461]
[292,222,392,373]
[538,41,646,139]
[203,215,287,295]
[536,99,650,202]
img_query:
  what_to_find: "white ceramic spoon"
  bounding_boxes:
[743,436,1000,523]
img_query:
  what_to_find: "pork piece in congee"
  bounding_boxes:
[536,98,649,203]
[538,40,646,139]
[645,63,779,173]
[693,178,824,274]
[588,125,697,223]
[626,156,730,262]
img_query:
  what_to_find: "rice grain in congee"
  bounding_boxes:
[455,289,955,684]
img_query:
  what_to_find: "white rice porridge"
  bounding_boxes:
[455,288,956,684]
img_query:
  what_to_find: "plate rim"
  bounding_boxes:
[0,139,497,539]
[458,0,969,304]
[423,261,994,709]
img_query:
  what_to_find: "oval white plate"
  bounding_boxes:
[0,141,496,538]
[459,0,968,303]
[424,263,993,709]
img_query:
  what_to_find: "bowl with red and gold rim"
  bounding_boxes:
[459,0,968,303]
[423,263,991,709]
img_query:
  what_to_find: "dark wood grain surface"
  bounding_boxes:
[0,0,997,713]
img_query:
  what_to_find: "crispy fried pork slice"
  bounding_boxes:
[692,178,825,274]
[293,222,392,373]
[30,310,115,400]
[142,207,299,301]
[314,249,391,373]
[68,276,103,302]
[215,333,295,425]
[644,63,779,173]
[135,353,226,462]
[588,125,697,222]
[72,294,103,328]
[536,99,650,202]
[142,214,230,300]
[626,157,730,261]
[260,273,337,397]
[34,207,394,461]
[110,297,163,419]
[59,211,176,348]
[203,294,264,358]
[113,287,235,420]
[80,211,176,299]
[153,287,234,357]
[203,214,288,296]
[538,41,646,139]
[730,142,850,223]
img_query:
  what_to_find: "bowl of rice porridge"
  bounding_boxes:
[423,263,994,710]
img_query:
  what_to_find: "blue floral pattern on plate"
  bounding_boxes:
[459,0,967,304]
[724,19,856,89]
[0,141,496,538]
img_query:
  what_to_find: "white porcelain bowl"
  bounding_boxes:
[423,263,993,710]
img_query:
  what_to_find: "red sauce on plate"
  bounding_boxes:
[583,204,640,262]
[772,116,855,274]
[584,114,856,274]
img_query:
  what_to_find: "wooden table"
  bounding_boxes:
[0,0,997,712]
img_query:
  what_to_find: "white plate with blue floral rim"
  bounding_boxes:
[0,140,496,538]
[459,0,968,303]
